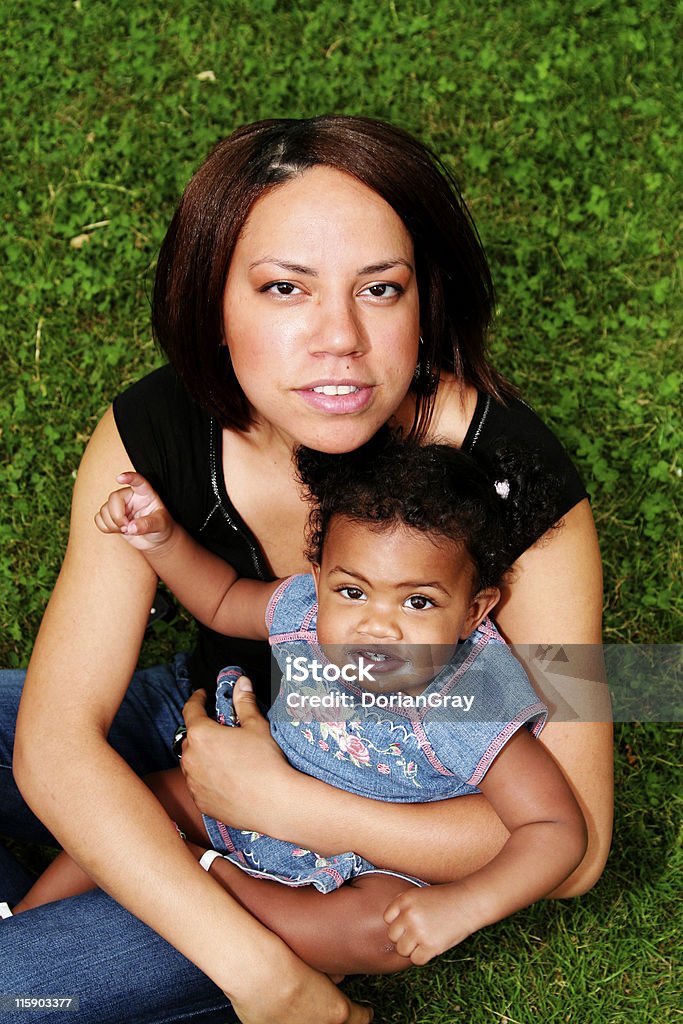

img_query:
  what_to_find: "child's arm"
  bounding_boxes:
[95,472,277,641]
[383,727,588,965]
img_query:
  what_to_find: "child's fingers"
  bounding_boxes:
[181,688,208,729]
[387,921,427,963]
[383,898,400,924]
[109,487,134,524]
[384,904,435,964]
[116,471,158,499]
[94,510,115,534]
[127,510,167,536]
[408,944,433,966]
[384,901,420,955]
[383,888,415,925]
[385,914,406,945]
[392,930,418,960]
[94,488,134,533]
[384,898,408,945]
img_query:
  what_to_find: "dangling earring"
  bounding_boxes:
[413,335,436,394]
[413,335,425,385]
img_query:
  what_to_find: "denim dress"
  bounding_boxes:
[202,574,547,893]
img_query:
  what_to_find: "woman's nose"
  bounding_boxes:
[309,298,367,358]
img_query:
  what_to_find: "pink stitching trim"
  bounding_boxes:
[438,629,487,694]
[412,720,456,776]
[301,602,317,631]
[266,573,318,643]
[478,615,501,641]
[317,866,345,887]
[269,629,317,646]
[265,577,296,631]
[466,703,548,786]
[216,819,237,853]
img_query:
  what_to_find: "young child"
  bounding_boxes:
[8,433,587,969]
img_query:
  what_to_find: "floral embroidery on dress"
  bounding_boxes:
[285,716,423,787]
[292,848,331,870]
[316,722,372,768]
[337,732,371,767]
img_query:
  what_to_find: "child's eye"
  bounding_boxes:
[338,586,366,602]
[404,594,435,610]
[359,282,403,299]
[260,281,302,296]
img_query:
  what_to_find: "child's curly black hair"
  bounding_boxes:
[296,429,562,592]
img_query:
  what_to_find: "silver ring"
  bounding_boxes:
[172,724,187,758]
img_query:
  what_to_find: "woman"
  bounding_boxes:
[2,117,612,1024]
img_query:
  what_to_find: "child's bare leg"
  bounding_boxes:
[12,765,415,976]
[12,852,96,914]
[190,843,414,976]
[144,772,414,974]
[143,767,208,844]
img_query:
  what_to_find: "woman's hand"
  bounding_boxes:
[228,952,373,1024]
[180,680,295,832]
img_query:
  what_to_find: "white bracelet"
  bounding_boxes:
[0,901,13,919]
[199,849,223,873]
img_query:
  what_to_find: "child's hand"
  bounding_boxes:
[95,472,174,551]
[383,882,482,966]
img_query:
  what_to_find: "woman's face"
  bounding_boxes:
[222,166,420,453]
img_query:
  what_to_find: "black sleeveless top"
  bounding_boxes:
[113,365,587,703]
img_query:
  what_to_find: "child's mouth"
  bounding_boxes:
[346,647,408,675]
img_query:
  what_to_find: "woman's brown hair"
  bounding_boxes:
[152,115,513,436]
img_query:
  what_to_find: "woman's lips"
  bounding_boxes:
[295,382,374,414]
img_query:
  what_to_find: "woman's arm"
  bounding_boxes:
[181,499,612,895]
[494,498,613,896]
[13,408,371,1024]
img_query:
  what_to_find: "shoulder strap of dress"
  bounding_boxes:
[461,392,491,452]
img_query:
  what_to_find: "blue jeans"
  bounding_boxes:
[0,660,237,1023]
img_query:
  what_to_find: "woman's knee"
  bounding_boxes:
[0,889,234,1023]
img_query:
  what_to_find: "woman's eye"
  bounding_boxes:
[404,594,435,610]
[261,281,301,296]
[338,586,366,601]
[360,282,402,299]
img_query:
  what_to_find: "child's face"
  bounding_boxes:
[312,516,499,695]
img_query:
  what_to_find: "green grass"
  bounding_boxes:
[345,721,681,1023]
[1,1,680,1021]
